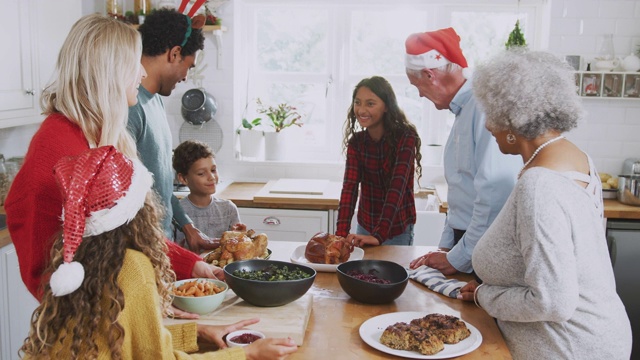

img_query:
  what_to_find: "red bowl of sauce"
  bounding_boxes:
[225,330,265,347]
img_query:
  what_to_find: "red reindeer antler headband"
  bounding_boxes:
[178,0,206,47]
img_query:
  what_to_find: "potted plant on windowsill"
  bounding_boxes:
[237,116,264,159]
[256,99,303,161]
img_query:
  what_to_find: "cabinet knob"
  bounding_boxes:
[25,89,35,96]
[263,216,281,225]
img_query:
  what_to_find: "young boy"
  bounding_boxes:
[172,140,243,251]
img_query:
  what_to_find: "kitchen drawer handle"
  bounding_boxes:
[263,216,281,225]
[25,89,35,96]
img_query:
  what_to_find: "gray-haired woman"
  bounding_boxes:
[458,49,632,360]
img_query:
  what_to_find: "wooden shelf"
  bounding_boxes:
[131,24,224,31]
[575,71,640,99]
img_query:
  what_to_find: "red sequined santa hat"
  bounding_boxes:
[405,27,472,78]
[49,146,153,296]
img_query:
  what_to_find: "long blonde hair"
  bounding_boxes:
[41,14,141,159]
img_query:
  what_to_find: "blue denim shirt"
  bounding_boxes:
[441,79,522,273]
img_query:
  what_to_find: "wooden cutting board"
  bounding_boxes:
[268,178,329,195]
[253,180,341,206]
[163,292,313,345]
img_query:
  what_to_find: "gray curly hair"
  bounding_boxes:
[472,49,584,139]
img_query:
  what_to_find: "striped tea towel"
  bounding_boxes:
[406,265,467,298]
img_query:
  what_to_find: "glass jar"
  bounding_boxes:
[106,0,124,18]
[598,34,615,60]
[134,0,152,15]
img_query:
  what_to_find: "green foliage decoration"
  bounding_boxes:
[505,20,527,49]
[256,98,303,133]
[241,117,262,130]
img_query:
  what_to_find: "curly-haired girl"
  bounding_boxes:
[336,76,423,246]
[20,146,297,359]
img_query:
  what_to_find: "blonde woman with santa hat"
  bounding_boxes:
[4,14,223,307]
[20,146,298,359]
[406,28,521,275]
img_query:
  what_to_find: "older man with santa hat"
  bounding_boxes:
[406,27,521,276]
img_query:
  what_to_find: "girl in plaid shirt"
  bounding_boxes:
[336,76,423,246]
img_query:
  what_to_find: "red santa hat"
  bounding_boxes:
[49,146,153,297]
[405,27,471,78]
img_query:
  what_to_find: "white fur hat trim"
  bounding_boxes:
[50,261,85,297]
[405,49,451,71]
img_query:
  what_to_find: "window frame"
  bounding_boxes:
[232,0,548,164]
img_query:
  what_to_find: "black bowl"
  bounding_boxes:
[223,259,316,307]
[336,260,408,304]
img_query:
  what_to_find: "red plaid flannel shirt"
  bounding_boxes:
[336,130,417,243]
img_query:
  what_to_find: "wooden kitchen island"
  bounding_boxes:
[192,241,512,359]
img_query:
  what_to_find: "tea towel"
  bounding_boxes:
[407,265,467,298]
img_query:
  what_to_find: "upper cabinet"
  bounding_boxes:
[0,0,82,129]
[0,0,38,126]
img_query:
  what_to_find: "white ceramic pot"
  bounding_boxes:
[622,53,640,72]
[593,58,620,72]
[423,144,443,166]
[264,132,287,161]
[238,129,264,159]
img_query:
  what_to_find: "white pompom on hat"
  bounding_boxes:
[405,27,472,78]
[50,146,153,297]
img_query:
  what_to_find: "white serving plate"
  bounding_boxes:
[290,245,364,272]
[359,311,482,359]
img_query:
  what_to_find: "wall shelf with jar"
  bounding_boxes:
[575,71,640,99]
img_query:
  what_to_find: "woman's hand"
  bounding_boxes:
[197,318,260,348]
[244,337,298,360]
[191,261,225,281]
[346,234,380,247]
[457,280,480,302]
[167,305,200,320]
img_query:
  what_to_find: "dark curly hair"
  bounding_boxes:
[138,8,205,57]
[343,76,423,184]
[173,140,215,176]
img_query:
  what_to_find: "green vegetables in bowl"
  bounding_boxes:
[232,264,311,281]
[224,260,316,307]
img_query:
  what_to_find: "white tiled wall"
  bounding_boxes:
[548,0,640,175]
[1,0,640,179]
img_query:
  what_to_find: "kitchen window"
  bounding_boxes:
[234,0,547,163]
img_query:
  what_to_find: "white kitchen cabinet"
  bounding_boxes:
[238,208,329,242]
[0,243,39,360]
[0,0,82,128]
[0,0,38,124]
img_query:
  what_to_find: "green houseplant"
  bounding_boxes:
[256,98,303,133]
[254,98,304,160]
[505,20,527,49]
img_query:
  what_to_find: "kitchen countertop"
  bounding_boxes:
[0,206,9,249]
[217,182,640,220]
[217,182,341,211]
[196,241,512,359]
[3,185,640,249]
